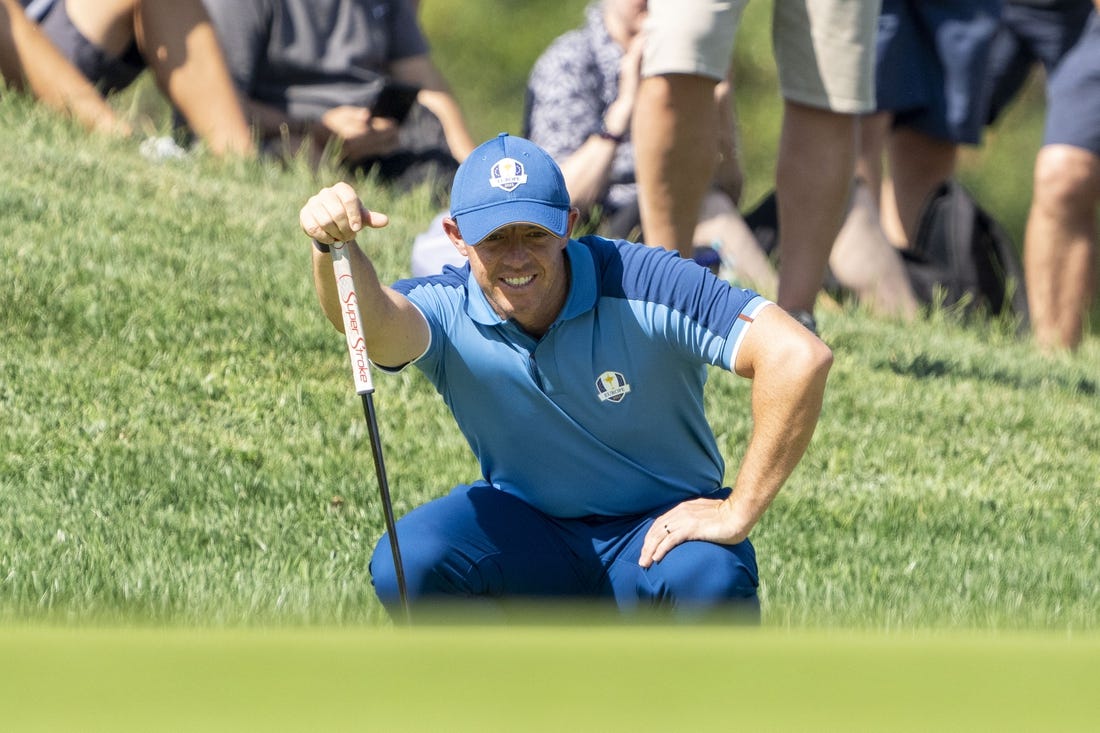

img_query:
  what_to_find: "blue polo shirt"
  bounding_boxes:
[387,236,770,518]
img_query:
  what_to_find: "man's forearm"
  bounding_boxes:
[415,89,475,161]
[243,97,324,143]
[311,240,428,368]
[726,325,832,537]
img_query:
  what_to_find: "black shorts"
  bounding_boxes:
[985,0,1094,125]
[875,0,1003,144]
[37,0,145,94]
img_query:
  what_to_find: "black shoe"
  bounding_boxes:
[788,309,818,335]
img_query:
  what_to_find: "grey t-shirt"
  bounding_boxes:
[202,0,428,119]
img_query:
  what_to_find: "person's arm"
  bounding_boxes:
[300,182,430,368]
[238,96,315,141]
[390,54,475,162]
[553,33,644,211]
[231,92,399,164]
[638,304,832,567]
[0,0,125,134]
[203,0,398,161]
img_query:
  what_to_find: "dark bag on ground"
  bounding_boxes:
[902,179,1029,325]
[743,180,1029,326]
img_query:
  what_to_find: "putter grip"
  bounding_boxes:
[330,241,375,395]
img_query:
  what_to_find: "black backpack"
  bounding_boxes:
[743,180,1030,327]
[902,179,1029,326]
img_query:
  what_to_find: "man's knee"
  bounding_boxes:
[369,529,468,608]
[675,547,758,603]
[1033,146,1100,214]
[642,540,760,618]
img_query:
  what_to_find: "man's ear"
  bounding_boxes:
[565,207,581,237]
[441,217,470,257]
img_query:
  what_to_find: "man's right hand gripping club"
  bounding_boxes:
[300,182,430,369]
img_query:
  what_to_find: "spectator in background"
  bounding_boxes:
[522,0,777,294]
[858,0,1004,250]
[984,0,1093,130]
[829,1,1006,322]
[632,1,880,334]
[202,0,476,192]
[18,0,254,157]
[1,0,124,134]
[986,0,1099,350]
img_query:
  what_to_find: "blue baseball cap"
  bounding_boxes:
[449,133,571,245]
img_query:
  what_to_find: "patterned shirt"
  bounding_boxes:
[523,4,637,214]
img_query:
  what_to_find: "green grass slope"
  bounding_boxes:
[2,90,1096,631]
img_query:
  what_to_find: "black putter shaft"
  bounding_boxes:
[329,239,410,623]
[359,390,409,621]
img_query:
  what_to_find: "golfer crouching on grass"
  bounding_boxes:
[300,133,832,622]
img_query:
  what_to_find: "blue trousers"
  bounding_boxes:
[370,484,760,622]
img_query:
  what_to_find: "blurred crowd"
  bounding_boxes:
[2,0,1096,351]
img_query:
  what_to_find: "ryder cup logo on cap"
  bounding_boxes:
[450,133,571,245]
[489,158,527,192]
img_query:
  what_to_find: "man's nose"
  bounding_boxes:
[500,239,530,263]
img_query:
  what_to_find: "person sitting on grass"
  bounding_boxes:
[522,0,775,292]
[18,0,254,157]
[300,133,832,621]
[1,0,126,134]
[202,0,475,191]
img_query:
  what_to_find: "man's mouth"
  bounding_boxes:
[502,275,535,287]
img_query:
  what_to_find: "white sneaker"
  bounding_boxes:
[139,136,188,162]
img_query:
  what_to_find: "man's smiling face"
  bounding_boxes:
[446,216,577,337]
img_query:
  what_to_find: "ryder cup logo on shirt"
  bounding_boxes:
[489,158,528,192]
[596,371,631,403]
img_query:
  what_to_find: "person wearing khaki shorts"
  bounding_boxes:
[634,0,880,334]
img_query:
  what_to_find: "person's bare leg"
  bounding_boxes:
[775,101,857,316]
[877,175,907,248]
[694,191,778,297]
[62,0,136,56]
[860,112,907,250]
[0,0,124,134]
[132,0,254,156]
[1025,144,1099,351]
[830,180,919,320]
[67,0,252,156]
[885,127,957,249]
[633,73,718,257]
[826,112,917,318]
[855,112,891,209]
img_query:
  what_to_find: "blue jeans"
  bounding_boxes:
[370,483,760,623]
